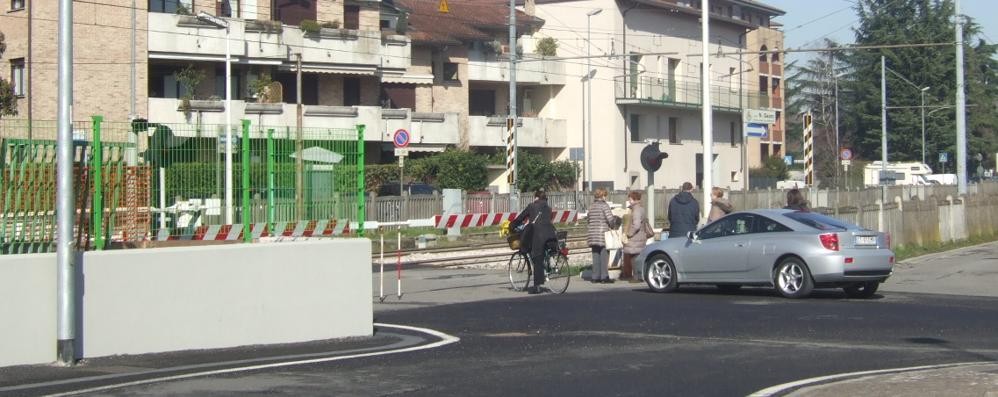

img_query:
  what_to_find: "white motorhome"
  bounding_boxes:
[863,162,934,186]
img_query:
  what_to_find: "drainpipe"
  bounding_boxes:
[621,2,638,178]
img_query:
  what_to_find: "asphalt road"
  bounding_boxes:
[4,242,998,396]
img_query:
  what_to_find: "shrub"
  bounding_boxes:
[535,37,558,56]
[300,20,321,35]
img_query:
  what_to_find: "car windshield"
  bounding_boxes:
[783,212,855,231]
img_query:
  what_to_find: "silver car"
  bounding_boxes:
[637,209,894,299]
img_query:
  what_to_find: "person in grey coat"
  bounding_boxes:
[586,188,615,284]
[667,182,700,238]
[622,191,651,282]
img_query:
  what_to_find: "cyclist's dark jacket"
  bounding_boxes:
[514,198,558,260]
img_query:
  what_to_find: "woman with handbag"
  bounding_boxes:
[586,188,617,284]
[621,191,652,282]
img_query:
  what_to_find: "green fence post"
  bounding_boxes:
[242,119,252,243]
[356,124,365,237]
[266,128,275,233]
[91,115,105,250]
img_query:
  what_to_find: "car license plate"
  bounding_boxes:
[856,236,877,245]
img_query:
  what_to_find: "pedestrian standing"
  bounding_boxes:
[667,182,700,238]
[784,188,810,211]
[708,186,734,223]
[621,191,652,282]
[586,188,615,283]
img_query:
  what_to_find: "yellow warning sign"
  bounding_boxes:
[439,0,449,13]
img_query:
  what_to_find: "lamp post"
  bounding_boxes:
[586,8,601,191]
[197,11,233,224]
[920,86,930,165]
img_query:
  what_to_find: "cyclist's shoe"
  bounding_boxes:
[527,286,542,294]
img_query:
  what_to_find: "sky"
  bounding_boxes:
[764,0,998,63]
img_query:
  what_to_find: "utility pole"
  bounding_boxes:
[700,0,713,219]
[128,0,137,166]
[508,0,519,209]
[56,0,76,365]
[296,53,305,217]
[955,0,968,194]
[881,55,888,201]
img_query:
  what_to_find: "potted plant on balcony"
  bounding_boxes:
[535,37,557,57]
[245,19,283,34]
[245,74,284,114]
[176,64,204,116]
[300,19,322,35]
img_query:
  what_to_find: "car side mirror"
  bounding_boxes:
[686,231,700,243]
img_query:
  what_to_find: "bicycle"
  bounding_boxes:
[502,225,571,294]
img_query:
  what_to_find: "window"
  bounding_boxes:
[344,77,360,106]
[754,216,792,233]
[443,62,459,82]
[760,143,769,157]
[759,45,768,62]
[730,121,737,147]
[10,59,25,97]
[344,5,360,30]
[699,214,754,239]
[629,114,640,142]
[759,76,768,93]
[783,212,856,231]
[772,78,781,95]
[11,0,25,11]
[668,117,679,144]
[149,0,192,13]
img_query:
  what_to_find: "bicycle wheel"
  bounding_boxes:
[508,252,531,291]
[545,253,571,294]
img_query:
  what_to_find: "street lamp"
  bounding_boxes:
[197,11,233,224]
[920,86,930,165]
[586,8,601,191]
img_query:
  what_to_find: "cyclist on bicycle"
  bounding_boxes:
[511,190,558,294]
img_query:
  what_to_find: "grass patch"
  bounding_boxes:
[894,232,998,262]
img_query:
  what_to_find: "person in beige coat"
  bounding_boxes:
[621,191,651,282]
[708,186,734,223]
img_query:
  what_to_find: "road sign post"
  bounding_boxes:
[394,129,410,196]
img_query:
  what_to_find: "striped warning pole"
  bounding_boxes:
[506,117,516,186]
[803,112,814,186]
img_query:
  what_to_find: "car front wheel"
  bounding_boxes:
[843,281,879,299]
[645,254,678,293]
[774,257,814,299]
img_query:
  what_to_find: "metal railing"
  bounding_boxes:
[614,75,770,111]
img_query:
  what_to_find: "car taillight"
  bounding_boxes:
[819,233,839,251]
[885,233,892,249]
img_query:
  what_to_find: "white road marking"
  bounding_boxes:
[747,361,993,397]
[36,323,458,397]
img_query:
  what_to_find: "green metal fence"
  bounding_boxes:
[0,117,366,254]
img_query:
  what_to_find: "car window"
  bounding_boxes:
[783,212,856,231]
[698,214,753,240]
[408,184,435,195]
[753,215,793,233]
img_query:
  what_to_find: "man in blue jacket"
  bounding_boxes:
[667,182,700,238]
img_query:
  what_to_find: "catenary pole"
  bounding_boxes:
[56,0,76,365]
[509,0,519,209]
[955,0,967,194]
[700,0,713,219]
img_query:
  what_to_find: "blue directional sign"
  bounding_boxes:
[393,129,410,148]
[745,123,768,138]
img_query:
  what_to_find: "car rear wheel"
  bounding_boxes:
[645,254,678,293]
[774,257,814,299]
[843,282,879,299]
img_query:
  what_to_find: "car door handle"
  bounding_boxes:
[735,242,746,247]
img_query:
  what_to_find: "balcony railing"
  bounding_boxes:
[615,75,771,111]
[468,116,567,148]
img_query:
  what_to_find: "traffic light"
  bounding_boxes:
[640,143,669,172]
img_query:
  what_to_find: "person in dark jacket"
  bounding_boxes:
[784,188,810,211]
[667,182,700,238]
[512,190,558,294]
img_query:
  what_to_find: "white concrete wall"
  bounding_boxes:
[0,253,57,367]
[0,239,371,367]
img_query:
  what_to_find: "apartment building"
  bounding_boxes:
[530,0,785,191]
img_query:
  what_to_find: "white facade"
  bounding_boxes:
[532,0,782,191]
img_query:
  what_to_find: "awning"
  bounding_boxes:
[381,73,434,85]
[381,143,447,153]
[282,64,378,76]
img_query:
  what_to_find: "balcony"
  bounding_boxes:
[615,76,771,112]
[147,13,410,71]
[467,116,567,148]
[466,51,566,85]
[147,98,457,144]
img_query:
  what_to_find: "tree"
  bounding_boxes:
[516,151,579,192]
[784,40,849,188]
[0,78,16,118]
[843,0,998,174]
[535,37,558,56]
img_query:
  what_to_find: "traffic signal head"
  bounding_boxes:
[640,143,669,172]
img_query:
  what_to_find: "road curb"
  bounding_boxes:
[747,361,993,397]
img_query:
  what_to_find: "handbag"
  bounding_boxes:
[604,229,623,250]
[642,219,655,237]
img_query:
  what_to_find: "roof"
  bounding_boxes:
[395,0,544,45]
[531,0,784,18]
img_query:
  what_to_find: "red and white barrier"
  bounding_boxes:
[433,211,577,229]
[153,219,350,241]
